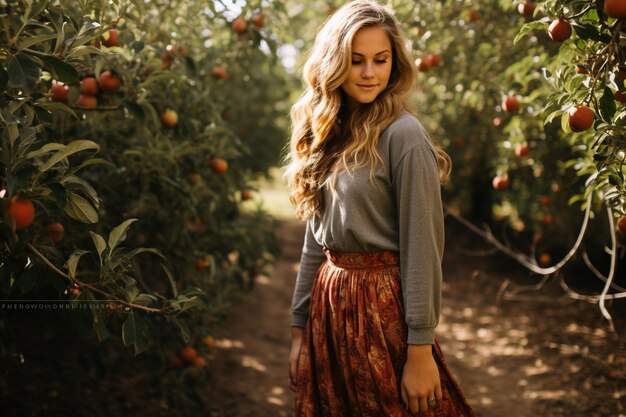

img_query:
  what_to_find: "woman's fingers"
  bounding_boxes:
[288,358,298,392]
[403,387,439,414]
[418,395,429,413]
[435,383,443,402]
[401,386,409,410]
[288,330,303,393]
[426,388,438,411]
[401,347,441,414]
[408,395,420,414]
[401,385,422,415]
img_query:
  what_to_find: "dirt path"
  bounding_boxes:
[203,220,626,417]
[203,220,302,417]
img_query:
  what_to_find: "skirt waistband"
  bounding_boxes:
[323,248,399,269]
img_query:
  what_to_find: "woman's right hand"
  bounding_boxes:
[288,326,304,392]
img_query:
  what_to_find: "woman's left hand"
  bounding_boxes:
[400,344,442,414]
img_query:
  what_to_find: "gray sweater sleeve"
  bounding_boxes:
[393,142,444,345]
[291,220,327,327]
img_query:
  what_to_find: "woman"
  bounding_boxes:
[284,1,476,416]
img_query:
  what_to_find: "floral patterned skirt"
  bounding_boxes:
[294,249,476,417]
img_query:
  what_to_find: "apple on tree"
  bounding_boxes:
[232,18,247,34]
[548,19,572,42]
[77,94,97,108]
[80,77,99,95]
[99,71,121,93]
[252,13,266,28]
[568,105,594,132]
[161,109,179,127]
[101,29,120,47]
[210,158,228,174]
[502,95,519,112]
[50,81,69,103]
[5,196,35,229]
[604,0,626,19]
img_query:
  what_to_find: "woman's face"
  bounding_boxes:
[341,25,393,111]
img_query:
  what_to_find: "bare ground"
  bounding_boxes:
[201,219,626,417]
[2,219,625,417]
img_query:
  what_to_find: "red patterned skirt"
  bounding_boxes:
[294,249,476,417]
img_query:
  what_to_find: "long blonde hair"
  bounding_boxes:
[284,0,451,221]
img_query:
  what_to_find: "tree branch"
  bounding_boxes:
[25,243,163,314]
[445,192,593,275]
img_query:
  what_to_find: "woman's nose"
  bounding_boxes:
[361,61,375,78]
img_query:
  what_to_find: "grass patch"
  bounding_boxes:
[242,167,296,221]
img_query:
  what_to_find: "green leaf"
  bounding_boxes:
[15,266,40,294]
[60,175,100,207]
[514,21,545,45]
[55,20,68,55]
[48,182,67,207]
[0,109,19,124]
[20,33,57,49]
[91,301,111,342]
[73,18,101,43]
[17,127,37,150]
[140,71,178,88]
[39,140,99,172]
[561,109,570,133]
[89,232,107,263]
[66,158,113,176]
[64,192,98,223]
[108,218,138,255]
[544,109,563,125]
[608,174,623,186]
[132,294,158,306]
[168,316,190,342]
[28,0,48,20]
[67,250,89,280]
[130,40,145,53]
[0,66,8,91]
[184,56,196,76]
[42,55,79,84]
[568,194,586,206]
[122,100,145,121]
[6,123,19,146]
[80,288,111,342]
[599,86,617,123]
[7,53,41,90]
[66,45,102,59]
[25,142,66,159]
[122,312,150,355]
[175,297,203,313]
[572,24,600,41]
[126,247,165,260]
[565,74,588,93]
[37,101,78,119]
[125,277,140,301]
[137,99,160,127]
[161,264,178,298]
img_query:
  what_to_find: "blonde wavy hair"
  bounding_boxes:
[284,0,451,221]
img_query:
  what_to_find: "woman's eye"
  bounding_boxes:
[351,58,387,65]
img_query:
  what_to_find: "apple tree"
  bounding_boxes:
[0,0,288,394]
[391,0,625,323]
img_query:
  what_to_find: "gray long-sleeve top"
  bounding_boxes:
[290,112,444,345]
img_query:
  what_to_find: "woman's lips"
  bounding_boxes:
[357,84,377,91]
